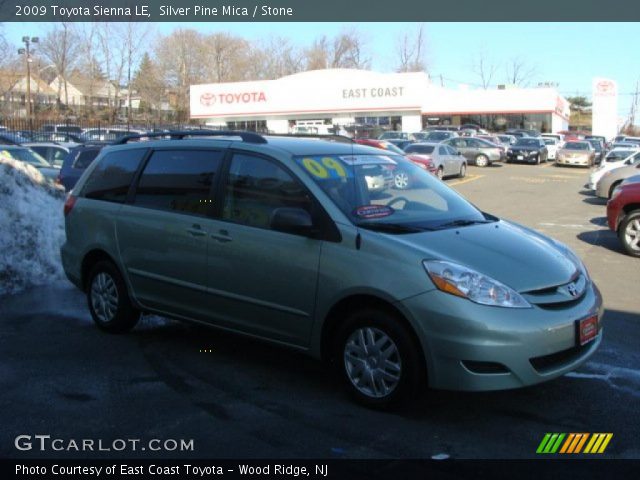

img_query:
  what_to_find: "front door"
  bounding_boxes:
[204,152,323,347]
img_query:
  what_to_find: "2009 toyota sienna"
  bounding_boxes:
[61,131,603,408]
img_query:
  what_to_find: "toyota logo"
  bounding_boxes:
[567,283,578,297]
[200,92,216,106]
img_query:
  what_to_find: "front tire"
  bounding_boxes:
[475,154,489,167]
[619,211,640,257]
[87,261,140,333]
[336,308,424,409]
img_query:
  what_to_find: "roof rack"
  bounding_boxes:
[269,133,355,144]
[113,130,267,145]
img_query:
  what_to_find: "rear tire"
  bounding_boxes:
[436,166,444,180]
[619,211,640,257]
[87,261,140,333]
[458,163,467,178]
[335,308,425,409]
[475,154,489,167]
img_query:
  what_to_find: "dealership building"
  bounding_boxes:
[190,69,570,134]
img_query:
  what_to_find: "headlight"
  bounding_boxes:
[423,260,531,308]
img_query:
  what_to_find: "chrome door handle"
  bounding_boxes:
[211,230,232,243]
[186,224,206,237]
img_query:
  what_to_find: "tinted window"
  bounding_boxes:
[438,146,447,155]
[446,145,457,155]
[73,149,101,169]
[133,150,222,216]
[82,149,147,203]
[222,153,312,230]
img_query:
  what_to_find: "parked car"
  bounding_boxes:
[556,141,596,168]
[22,143,71,168]
[589,150,640,191]
[354,138,406,155]
[443,137,504,167]
[30,132,83,144]
[421,130,458,142]
[80,128,146,142]
[386,138,414,150]
[58,143,110,191]
[506,138,548,164]
[61,132,603,408]
[596,160,640,198]
[41,124,83,135]
[495,134,517,146]
[403,142,467,180]
[378,131,413,141]
[541,133,564,145]
[0,132,28,144]
[586,139,605,165]
[542,138,560,160]
[607,178,640,257]
[585,135,607,148]
[622,136,640,146]
[423,125,459,132]
[610,142,640,150]
[506,128,540,138]
[0,145,59,181]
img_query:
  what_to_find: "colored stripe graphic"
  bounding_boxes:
[541,433,613,454]
[537,433,565,454]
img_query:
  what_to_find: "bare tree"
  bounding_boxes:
[396,24,427,72]
[132,52,165,122]
[122,23,153,125]
[249,36,305,80]
[304,29,370,70]
[155,29,209,121]
[38,23,79,109]
[204,32,251,83]
[473,51,497,89]
[504,56,537,87]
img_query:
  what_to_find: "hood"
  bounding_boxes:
[391,220,577,292]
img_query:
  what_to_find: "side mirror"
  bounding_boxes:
[270,207,316,236]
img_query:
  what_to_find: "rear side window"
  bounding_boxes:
[82,149,147,203]
[73,149,101,169]
[133,149,223,216]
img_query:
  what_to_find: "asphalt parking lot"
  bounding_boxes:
[1,161,638,460]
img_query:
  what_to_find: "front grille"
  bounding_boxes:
[530,343,593,374]
[522,273,587,307]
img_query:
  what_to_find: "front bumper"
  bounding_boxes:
[400,281,603,391]
[557,156,591,167]
[507,151,539,163]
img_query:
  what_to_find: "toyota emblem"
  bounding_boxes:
[567,283,578,297]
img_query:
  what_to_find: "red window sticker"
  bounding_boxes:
[353,205,395,219]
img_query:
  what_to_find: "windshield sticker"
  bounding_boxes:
[353,205,395,219]
[339,155,397,166]
[296,156,351,179]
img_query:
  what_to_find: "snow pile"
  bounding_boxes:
[0,155,66,296]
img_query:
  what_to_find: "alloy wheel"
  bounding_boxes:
[624,219,640,252]
[90,272,119,323]
[344,327,402,398]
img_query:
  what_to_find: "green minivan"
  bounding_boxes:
[61,132,603,408]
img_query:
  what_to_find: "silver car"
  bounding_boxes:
[404,142,467,179]
[596,160,640,198]
[61,134,603,408]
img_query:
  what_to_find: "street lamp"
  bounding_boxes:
[18,36,39,128]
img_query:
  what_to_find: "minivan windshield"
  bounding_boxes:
[295,154,491,232]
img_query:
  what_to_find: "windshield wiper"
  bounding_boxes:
[355,222,430,233]
[434,219,493,230]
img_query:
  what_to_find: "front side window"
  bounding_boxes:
[222,153,313,229]
[134,149,222,216]
[83,149,147,203]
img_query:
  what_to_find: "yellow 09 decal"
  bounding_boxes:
[301,157,348,179]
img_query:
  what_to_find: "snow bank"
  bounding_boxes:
[0,156,66,296]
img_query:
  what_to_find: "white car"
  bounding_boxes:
[542,138,559,159]
[541,133,564,146]
[588,149,640,190]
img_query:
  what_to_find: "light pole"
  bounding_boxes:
[18,36,39,129]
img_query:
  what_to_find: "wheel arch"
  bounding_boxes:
[81,249,119,291]
[319,294,430,382]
